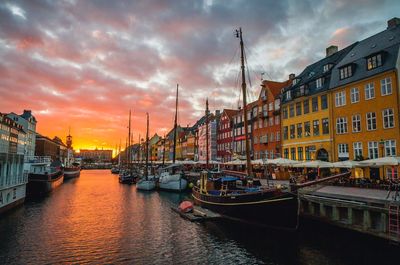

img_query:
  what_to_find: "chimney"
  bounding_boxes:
[326,45,338,57]
[289,73,295,80]
[387,17,400,29]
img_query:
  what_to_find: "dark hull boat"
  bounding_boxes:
[192,174,299,230]
[27,169,64,197]
[64,165,81,180]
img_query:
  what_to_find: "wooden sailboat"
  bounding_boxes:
[158,84,188,192]
[192,28,299,230]
[119,110,136,184]
[137,113,156,191]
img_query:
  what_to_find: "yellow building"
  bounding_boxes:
[281,44,355,162]
[329,18,400,179]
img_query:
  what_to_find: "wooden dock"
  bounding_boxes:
[171,205,222,222]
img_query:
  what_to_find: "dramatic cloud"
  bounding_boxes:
[0,0,398,153]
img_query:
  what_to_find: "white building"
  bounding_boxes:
[0,113,27,214]
[7,110,37,158]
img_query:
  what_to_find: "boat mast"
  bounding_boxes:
[128,109,131,170]
[172,84,178,164]
[145,113,149,178]
[118,139,121,167]
[205,98,209,169]
[236,28,252,177]
[162,133,166,166]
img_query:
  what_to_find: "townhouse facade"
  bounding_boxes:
[217,109,237,162]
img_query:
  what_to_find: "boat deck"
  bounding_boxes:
[171,205,222,222]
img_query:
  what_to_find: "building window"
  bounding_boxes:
[350,87,359,103]
[338,144,349,159]
[283,107,288,119]
[366,112,377,131]
[368,141,379,159]
[321,94,328,110]
[312,97,318,112]
[254,136,258,144]
[336,117,348,134]
[290,125,295,139]
[316,78,323,89]
[269,102,274,111]
[289,104,294,117]
[284,148,289,159]
[367,53,382,70]
[352,114,361,132]
[353,142,363,159]
[286,90,292,100]
[303,100,309,114]
[381,77,392,96]
[322,118,329,134]
[386,167,398,179]
[323,64,332,72]
[258,119,263,128]
[270,133,275,142]
[385,140,396,157]
[275,115,280,125]
[269,117,274,126]
[290,148,296,160]
[304,121,311,137]
[297,147,303,161]
[313,120,320,136]
[305,146,311,160]
[365,83,375,100]
[335,91,346,107]
[339,65,353,80]
[297,123,303,138]
[276,131,280,141]
[274,99,280,110]
[283,126,288,140]
[263,119,268,128]
[296,102,302,116]
[383,108,395,129]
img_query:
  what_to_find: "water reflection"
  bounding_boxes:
[0,170,398,265]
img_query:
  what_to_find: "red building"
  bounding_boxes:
[253,78,292,159]
[217,109,238,162]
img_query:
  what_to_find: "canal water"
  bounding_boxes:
[0,170,398,264]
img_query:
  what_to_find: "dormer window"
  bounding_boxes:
[292,79,298,85]
[339,64,353,80]
[323,64,332,73]
[286,90,292,100]
[316,78,323,89]
[367,53,382,70]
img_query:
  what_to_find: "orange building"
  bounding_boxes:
[253,79,290,159]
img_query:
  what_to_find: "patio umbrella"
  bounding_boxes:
[224,159,246,165]
[251,159,264,165]
[267,158,299,167]
[358,157,400,167]
[332,160,363,168]
[294,160,334,168]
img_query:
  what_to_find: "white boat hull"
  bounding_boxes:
[159,174,188,191]
[137,180,156,191]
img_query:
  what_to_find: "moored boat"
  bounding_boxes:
[192,172,298,229]
[26,160,64,197]
[64,162,81,180]
[136,113,157,191]
[158,165,188,192]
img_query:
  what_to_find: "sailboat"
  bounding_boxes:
[119,109,136,184]
[191,28,299,230]
[158,84,188,192]
[137,113,156,191]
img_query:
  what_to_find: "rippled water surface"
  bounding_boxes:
[0,170,398,264]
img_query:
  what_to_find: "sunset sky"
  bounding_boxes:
[1,0,399,154]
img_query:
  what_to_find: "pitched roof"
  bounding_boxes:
[330,22,400,89]
[282,42,356,103]
[261,80,291,98]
